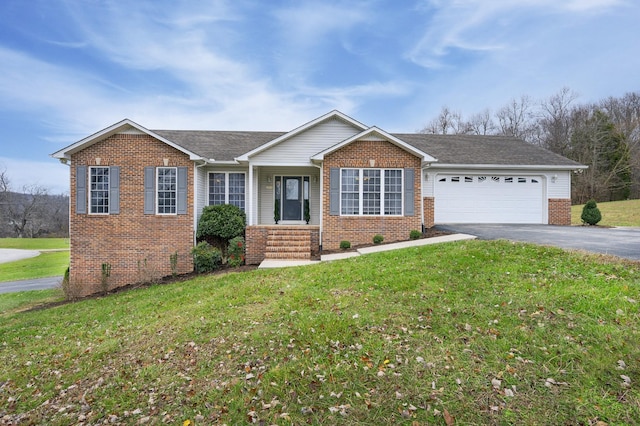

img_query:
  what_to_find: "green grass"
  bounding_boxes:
[1,240,639,425]
[0,238,69,250]
[572,199,640,227]
[0,238,69,282]
[0,251,69,282]
[0,288,64,315]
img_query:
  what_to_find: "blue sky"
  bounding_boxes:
[0,0,638,194]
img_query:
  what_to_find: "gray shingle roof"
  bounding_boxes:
[393,133,583,167]
[152,129,582,167]
[152,130,285,161]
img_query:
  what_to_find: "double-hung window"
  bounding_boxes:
[157,167,177,214]
[340,169,403,216]
[89,167,110,214]
[208,172,245,211]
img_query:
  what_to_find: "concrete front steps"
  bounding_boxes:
[264,228,312,260]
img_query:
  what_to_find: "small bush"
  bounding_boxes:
[170,251,179,277]
[409,229,422,240]
[339,240,351,250]
[191,241,222,273]
[227,236,245,267]
[373,234,384,244]
[196,204,246,241]
[581,199,602,225]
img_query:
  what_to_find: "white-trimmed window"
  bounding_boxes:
[384,169,402,215]
[208,172,246,211]
[157,167,177,214]
[341,168,402,216]
[89,166,110,214]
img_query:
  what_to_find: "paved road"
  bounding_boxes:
[0,249,62,294]
[0,276,62,294]
[435,224,640,261]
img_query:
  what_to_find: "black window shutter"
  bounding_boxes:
[76,165,87,214]
[144,167,155,214]
[404,168,414,216]
[109,166,120,214]
[329,168,340,216]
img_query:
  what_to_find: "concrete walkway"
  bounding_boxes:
[258,233,476,268]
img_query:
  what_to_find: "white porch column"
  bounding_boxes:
[247,163,254,226]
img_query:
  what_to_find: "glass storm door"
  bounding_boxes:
[282,176,302,220]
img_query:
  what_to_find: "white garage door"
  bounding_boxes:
[434,174,544,224]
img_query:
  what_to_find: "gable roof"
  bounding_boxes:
[311,127,438,163]
[51,119,206,161]
[235,110,367,161]
[52,112,586,170]
[395,133,586,169]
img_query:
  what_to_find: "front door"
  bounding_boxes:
[282,176,302,220]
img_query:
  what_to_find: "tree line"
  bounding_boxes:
[0,168,69,238]
[421,88,639,204]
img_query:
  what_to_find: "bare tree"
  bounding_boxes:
[0,168,63,237]
[421,106,471,135]
[468,109,496,135]
[537,87,579,155]
[496,95,535,141]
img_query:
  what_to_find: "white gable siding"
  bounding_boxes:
[250,118,360,165]
[547,171,571,198]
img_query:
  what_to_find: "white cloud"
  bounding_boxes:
[0,157,69,195]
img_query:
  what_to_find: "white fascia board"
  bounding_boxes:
[208,160,239,165]
[311,126,438,163]
[50,119,206,162]
[247,161,316,167]
[235,110,368,161]
[427,163,588,171]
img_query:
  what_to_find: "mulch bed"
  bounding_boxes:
[319,227,452,255]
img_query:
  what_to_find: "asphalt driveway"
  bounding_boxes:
[435,224,640,261]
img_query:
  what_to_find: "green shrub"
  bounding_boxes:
[339,240,351,250]
[191,241,222,273]
[409,229,422,240]
[227,236,245,267]
[196,204,246,241]
[304,199,310,224]
[581,199,602,225]
[373,234,384,244]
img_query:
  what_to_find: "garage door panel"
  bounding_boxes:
[434,175,544,224]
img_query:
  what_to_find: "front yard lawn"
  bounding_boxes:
[1,240,639,424]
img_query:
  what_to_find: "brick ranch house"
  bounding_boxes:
[52,110,586,296]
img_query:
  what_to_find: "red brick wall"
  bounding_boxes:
[548,198,571,225]
[69,134,194,297]
[423,197,434,228]
[246,226,268,265]
[322,140,422,250]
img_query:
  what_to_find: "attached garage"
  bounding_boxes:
[434,174,545,224]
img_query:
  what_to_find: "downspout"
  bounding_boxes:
[247,162,254,226]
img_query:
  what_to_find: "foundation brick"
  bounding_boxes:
[548,198,571,225]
